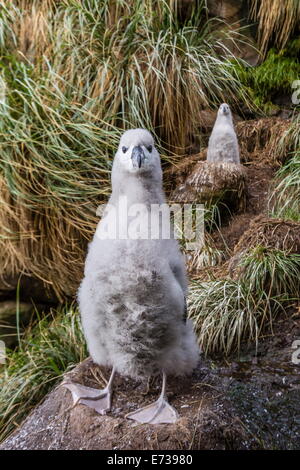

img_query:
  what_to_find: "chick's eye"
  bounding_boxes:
[122,146,128,153]
[147,145,153,153]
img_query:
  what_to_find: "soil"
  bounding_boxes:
[212,164,276,252]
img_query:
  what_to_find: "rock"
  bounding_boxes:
[207,0,260,65]
[0,300,36,348]
[207,0,241,19]
[0,358,251,450]
[1,341,299,450]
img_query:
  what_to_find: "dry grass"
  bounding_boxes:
[0,178,96,298]
[0,1,251,298]
[230,216,300,258]
[186,234,225,273]
[235,118,291,166]
[170,161,247,211]
[249,0,300,55]
[165,149,207,196]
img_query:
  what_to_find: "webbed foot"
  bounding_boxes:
[62,381,112,414]
[62,366,116,415]
[126,396,178,424]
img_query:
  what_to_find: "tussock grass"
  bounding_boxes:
[189,216,300,356]
[235,246,300,300]
[250,0,300,55]
[0,0,250,298]
[188,279,275,356]
[235,117,291,165]
[270,151,300,222]
[188,250,299,356]
[269,113,300,222]
[230,216,300,256]
[281,110,300,153]
[187,237,224,272]
[0,306,86,443]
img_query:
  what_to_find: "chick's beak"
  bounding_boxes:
[131,146,145,168]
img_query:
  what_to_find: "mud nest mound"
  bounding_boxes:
[232,216,300,255]
[165,149,207,195]
[235,118,291,167]
[169,161,247,212]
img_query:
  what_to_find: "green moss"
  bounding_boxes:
[233,40,300,114]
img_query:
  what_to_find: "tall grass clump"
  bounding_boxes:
[0,61,119,298]
[236,246,300,301]
[188,244,300,356]
[0,306,87,443]
[188,279,275,356]
[249,0,300,55]
[47,0,250,150]
[0,0,250,298]
[269,113,300,221]
[281,109,300,152]
[270,151,300,221]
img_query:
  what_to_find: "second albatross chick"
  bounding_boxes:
[63,129,199,424]
[207,103,240,164]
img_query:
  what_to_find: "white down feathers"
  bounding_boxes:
[78,129,199,379]
[207,103,240,164]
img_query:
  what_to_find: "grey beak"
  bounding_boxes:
[131,146,145,169]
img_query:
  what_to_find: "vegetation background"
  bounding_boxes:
[0,0,299,447]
